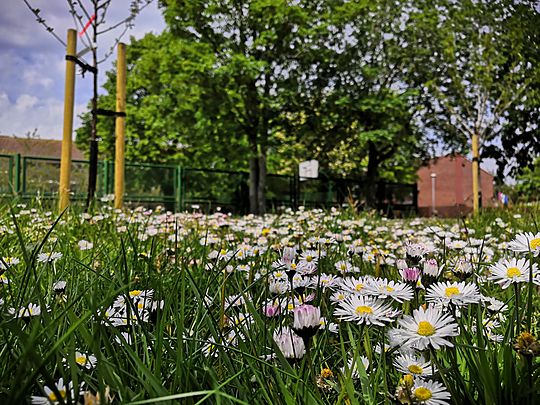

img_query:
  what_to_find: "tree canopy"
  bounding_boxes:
[76,0,540,212]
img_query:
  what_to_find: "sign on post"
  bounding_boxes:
[299,160,319,181]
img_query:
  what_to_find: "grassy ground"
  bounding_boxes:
[0,201,539,404]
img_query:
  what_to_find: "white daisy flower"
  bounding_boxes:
[334,295,397,326]
[74,351,97,369]
[411,379,451,404]
[390,305,458,350]
[77,240,94,250]
[393,353,436,378]
[508,232,540,256]
[364,278,413,303]
[31,378,75,404]
[37,252,63,263]
[488,257,538,289]
[425,281,481,307]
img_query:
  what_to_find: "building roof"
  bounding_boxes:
[0,135,84,160]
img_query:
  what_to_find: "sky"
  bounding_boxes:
[0,0,166,140]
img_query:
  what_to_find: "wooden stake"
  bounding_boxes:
[59,29,77,211]
[114,43,127,209]
[472,133,480,215]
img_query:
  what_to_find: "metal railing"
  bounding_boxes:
[0,153,417,214]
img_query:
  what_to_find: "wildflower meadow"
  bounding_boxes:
[0,202,539,404]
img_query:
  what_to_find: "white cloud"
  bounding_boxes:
[0,1,165,140]
[0,91,85,140]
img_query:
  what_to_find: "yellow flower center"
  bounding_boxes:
[306,255,313,262]
[445,286,460,297]
[355,283,364,291]
[414,387,432,401]
[355,306,373,315]
[506,267,521,278]
[291,263,297,269]
[220,249,227,256]
[262,228,270,236]
[275,272,283,278]
[386,286,394,292]
[76,356,87,365]
[130,290,142,297]
[530,238,540,250]
[417,321,436,336]
[408,364,423,375]
[48,390,67,401]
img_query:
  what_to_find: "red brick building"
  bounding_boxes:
[417,155,494,217]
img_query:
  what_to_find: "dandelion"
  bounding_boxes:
[508,232,540,256]
[390,305,458,350]
[488,257,538,289]
[425,281,481,307]
[334,295,397,326]
[411,379,451,404]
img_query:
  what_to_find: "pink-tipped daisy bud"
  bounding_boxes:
[423,259,441,278]
[263,303,280,317]
[400,267,421,283]
[293,304,321,339]
[273,327,306,359]
[396,259,408,270]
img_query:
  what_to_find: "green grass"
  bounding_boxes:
[0,202,539,404]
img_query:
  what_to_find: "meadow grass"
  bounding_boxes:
[0,200,539,404]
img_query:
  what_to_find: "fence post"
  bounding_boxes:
[102,159,109,196]
[114,42,127,209]
[13,154,21,195]
[176,166,183,212]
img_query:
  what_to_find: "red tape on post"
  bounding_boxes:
[79,14,96,37]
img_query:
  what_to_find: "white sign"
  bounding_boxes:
[299,160,319,180]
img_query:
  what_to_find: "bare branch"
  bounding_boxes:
[21,0,66,46]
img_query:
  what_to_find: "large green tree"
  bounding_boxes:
[400,0,540,178]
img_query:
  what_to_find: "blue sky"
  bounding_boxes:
[0,0,165,140]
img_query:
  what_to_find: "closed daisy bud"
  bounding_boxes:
[273,327,306,359]
[293,304,321,339]
[423,259,441,278]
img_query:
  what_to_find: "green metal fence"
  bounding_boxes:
[0,153,417,214]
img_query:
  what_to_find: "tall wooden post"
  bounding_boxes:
[471,133,480,215]
[59,29,77,211]
[114,43,127,209]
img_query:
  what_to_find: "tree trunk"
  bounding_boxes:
[248,134,259,214]
[365,141,379,208]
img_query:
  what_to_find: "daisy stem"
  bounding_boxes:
[513,283,520,337]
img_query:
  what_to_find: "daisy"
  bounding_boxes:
[0,256,20,270]
[31,378,75,404]
[334,295,397,326]
[488,257,538,289]
[342,355,370,379]
[37,252,63,263]
[411,379,451,404]
[9,303,41,318]
[77,240,94,250]
[339,276,373,294]
[391,305,458,350]
[425,281,481,307]
[364,278,413,303]
[74,351,97,369]
[393,353,436,378]
[273,327,306,359]
[508,232,540,256]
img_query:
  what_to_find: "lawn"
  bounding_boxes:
[0,202,539,404]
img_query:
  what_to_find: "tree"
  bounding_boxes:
[160,0,356,214]
[401,0,540,185]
